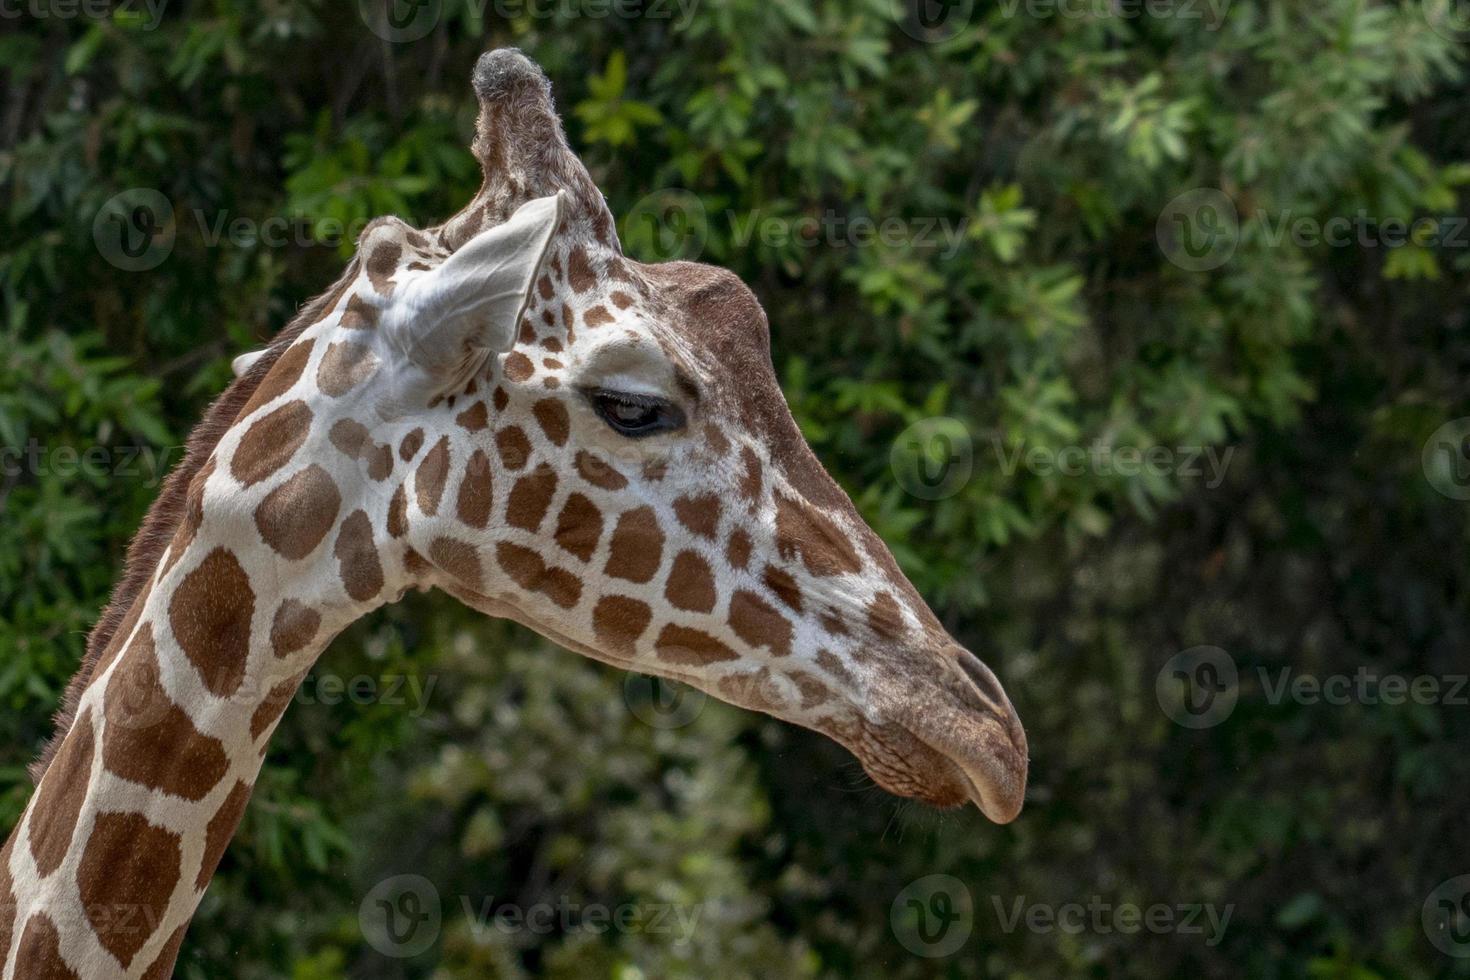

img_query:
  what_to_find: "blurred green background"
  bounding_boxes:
[3,0,1469,977]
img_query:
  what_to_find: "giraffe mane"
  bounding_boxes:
[29,260,361,784]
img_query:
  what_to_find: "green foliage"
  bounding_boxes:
[2,1,1468,977]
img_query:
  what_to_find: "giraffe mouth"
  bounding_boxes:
[852,713,1027,824]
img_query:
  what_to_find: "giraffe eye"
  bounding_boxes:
[587,388,685,438]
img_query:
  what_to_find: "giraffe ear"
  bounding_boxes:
[386,192,562,384]
[232,349,267,377]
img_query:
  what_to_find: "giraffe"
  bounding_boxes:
[0,49,1027,977]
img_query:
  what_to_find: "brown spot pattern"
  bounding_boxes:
[606,507,664,584]
[430,537,483,591]
[329,418,368,457]
[232,400,312,487]
[457,449,494,529]
[763,565,804,613]
[78,812,181,968]
[506,464,557,532]
[583,305,614,328]
[317,341,378,397]
[576,451,627,490]
[496,426,532,470]
[388,484,409,538]
[674,494,721,540]
[554,493,603,562]
[366,240,401,293]
[728,589,793,657]
[456,402,489,431]
[416,437,450,516]
[238,339,314,418]
[197,780,252,889]
[496,543,582,608]
[339,293,379,329]
[399,428,425,462]
[567,245,596,292]
[335,510,383,602]
[727,529,752,571]
[271,600,320,658]
[27,706,95,877]
[655,625,739,666]
[0,837,14,968]
[532,398,570,446]
[170,548,254,698]
[666,551,717,613]
[103,635,230,801]
[503,351,534,382]
[141,926,189,980]
[867,591,906,641]
[775,492,863,577]
[249,672,305,741]
[704,424,730,456]
[737,446,763,506]
[13,914,78,980]
[592,596,652,657]
[254,464,340,560]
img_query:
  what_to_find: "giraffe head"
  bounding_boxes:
[234,50,1027,822]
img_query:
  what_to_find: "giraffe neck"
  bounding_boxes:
[1,453,395,978]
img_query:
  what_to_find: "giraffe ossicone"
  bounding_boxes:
[3,48,1026,978]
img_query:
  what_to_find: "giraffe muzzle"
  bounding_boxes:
[908,649,1028,823]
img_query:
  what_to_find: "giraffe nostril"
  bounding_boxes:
[954,648,1007,712]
